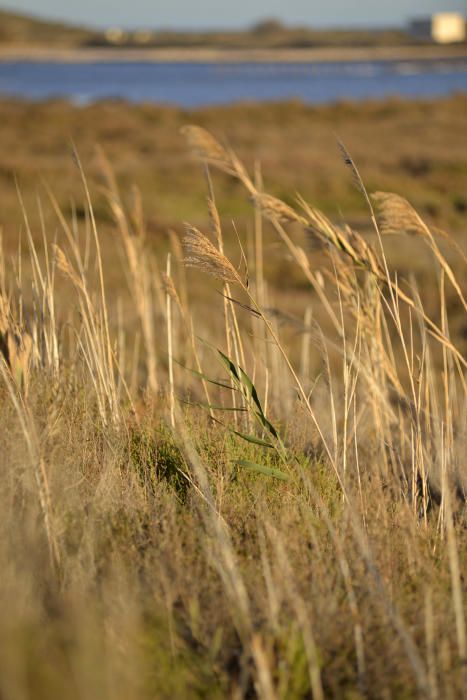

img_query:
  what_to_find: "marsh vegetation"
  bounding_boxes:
[0,97,465,699]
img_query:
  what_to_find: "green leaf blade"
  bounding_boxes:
[232,431,274,449]
[235,459,290,482]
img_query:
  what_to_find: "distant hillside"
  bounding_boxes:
[88,19,414,50]
[0,10,444,50]
[0,9,99,46]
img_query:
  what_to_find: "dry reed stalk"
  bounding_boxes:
[299,305,313,387]
[161,268,215,416]
[165,254,175,429]
[251,166,272,422]
[97,149,159,393]
[15,189,60,376]
[168,229,189,312]
[336,274,362,482]
[37,199,60,374]
[254,161,265,308]
[206,168,250,427]
[48,186,121,423]
[73,149,115,401]
[329,256,427,487]
[272,217,343,335]
[200,167,237,417]
[54,243,120,425]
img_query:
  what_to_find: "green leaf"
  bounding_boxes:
[238,367,261,410]
[232,431,274,448]
[195,345,282,446]
[173,360,234,390]
[258,414,280,440]
[179,399,247,412]
[235,459,290,481]
[217,350,240,382]
[237,366,279,440]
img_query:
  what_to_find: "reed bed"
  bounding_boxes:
[0,128,465,700]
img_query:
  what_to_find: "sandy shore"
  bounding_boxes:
[1,43,467,63]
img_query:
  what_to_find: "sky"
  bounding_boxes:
[1,0,466,30]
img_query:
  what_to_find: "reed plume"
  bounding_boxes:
[183,226,243,285]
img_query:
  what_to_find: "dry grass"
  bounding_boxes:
[0,112,465,700]
[1,96,467,235]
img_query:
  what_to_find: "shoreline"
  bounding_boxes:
[1,43,467,63]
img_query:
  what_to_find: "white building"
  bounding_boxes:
[410,13,466,44]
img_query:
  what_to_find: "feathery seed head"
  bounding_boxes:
[372,192,428,237]
[181,126,236,176]
[183,226,242,285]
[253,193,303,225]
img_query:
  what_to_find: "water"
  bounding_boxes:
[0,58,466,106]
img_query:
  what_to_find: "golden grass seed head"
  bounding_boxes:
[253,192,303,225]
[372,191,428,237]
[183,226,242,285]
[181,125,236,176]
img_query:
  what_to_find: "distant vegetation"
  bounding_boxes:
[0,9,98,46]
[87,23,414,50]
[2,95,466,242]
[0,9,428,49]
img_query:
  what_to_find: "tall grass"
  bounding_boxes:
[0,129,465,700]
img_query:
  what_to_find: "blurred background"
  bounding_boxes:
[0,1,465,329]
[0,1,466,104]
